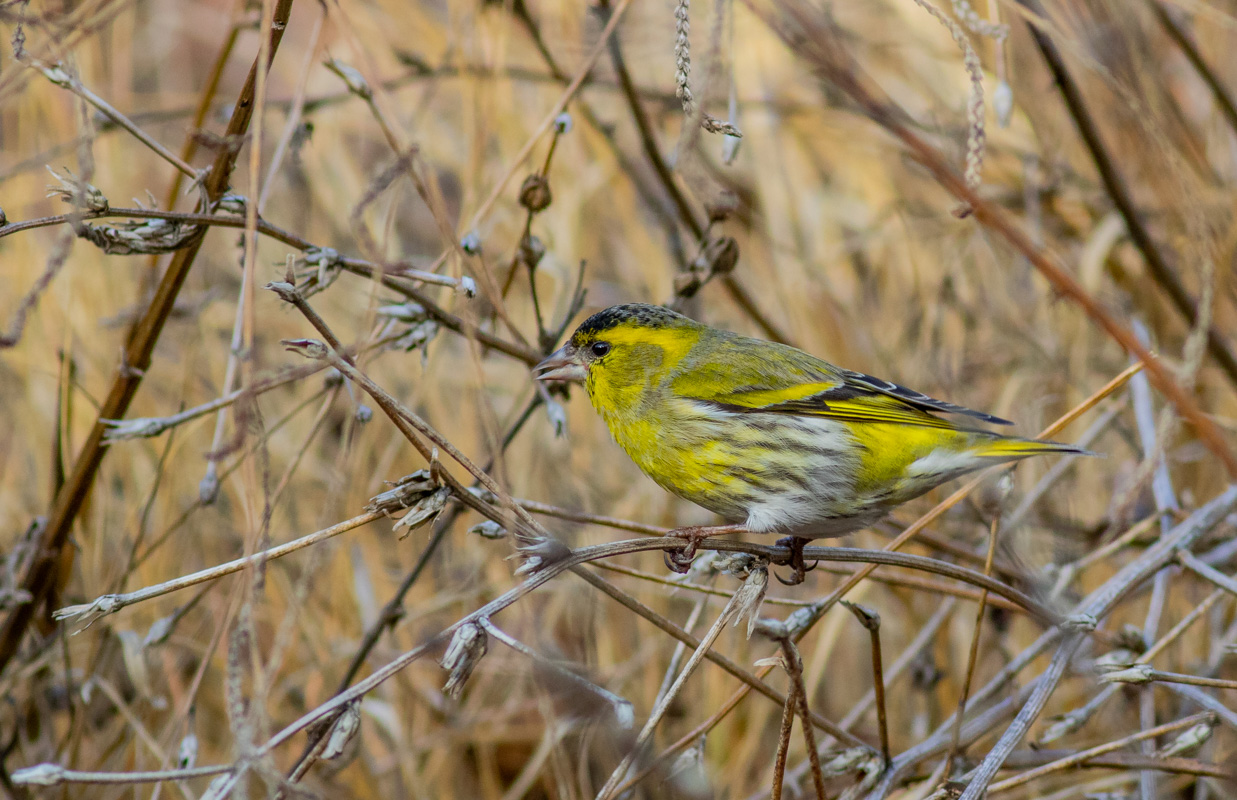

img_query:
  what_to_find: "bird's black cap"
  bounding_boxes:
[571,304,687,341]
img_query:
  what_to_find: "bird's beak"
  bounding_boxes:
[534,345,587,382]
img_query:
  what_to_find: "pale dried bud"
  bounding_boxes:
[144,613,176,648]
[354,404,373,423]
[1095,648,1139,672]
[394,320,440,352]
[1063,613,1098,632]
[456,276,477,297]
[469,520,507,540]
[366,470,439,514]
[46,166,108,212]
[377,302,428,323]
[177,730,199,769]
[393,487,450,538]
[841,600,881,631]
[52,594,121,627]
[1099,664,1154,685]
[321,703,361,760]
[215,194,247,214]
[295,247,343,297]
[199,469,220,504]
[441,621,488,699]
[553,112,573,134]
[460,230,482,255]
[12,763,65,786]
[512,536,572,577]
[39,63,73,87]
[102,416,171,441]
[325,58,372,99]
[712,552,761,578]
[282,338,331,361]
[822,746,871,776]
[1039,709,1087,744]
[994,81,1014,128]
[543,397,567,437]
[264,280,300,304]
[1156,718,1215,758]
[76,217,199,255]
[732,565,768,639]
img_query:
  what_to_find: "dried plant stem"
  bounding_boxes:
[780,639,827,800]
[987,713,1219,794]
[32,65,196,178]
[946,511,1001,772]
[846,603,890,767]
[594,590,743,800]
[575,568,864,748]
[1148,0,1237,137]
[770,681,797,800]
[52,510,384,625]
[592,558,1026,613]
[1176,550,1237,598]
[952,489,1237,800]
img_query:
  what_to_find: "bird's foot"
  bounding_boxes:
[773,536,818,586]
[663,524,745,573]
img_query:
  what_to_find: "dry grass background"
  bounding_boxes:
[1,0,1236,797]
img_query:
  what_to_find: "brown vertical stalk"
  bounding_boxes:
[770,682,798,800]
[843,601,890,767]
[0,0,298,674]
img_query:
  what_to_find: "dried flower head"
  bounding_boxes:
[440,621,488,699]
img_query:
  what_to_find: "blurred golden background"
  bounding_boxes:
[1,0,1235,797]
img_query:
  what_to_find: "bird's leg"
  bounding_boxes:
[663,524,747,573]
[773,536,818,586]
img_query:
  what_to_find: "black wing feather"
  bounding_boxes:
[841,369,1013,426]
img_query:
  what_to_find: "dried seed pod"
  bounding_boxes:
[732,563,769,639]
[469,520,507,540]
[519,234,546,270]
[441,621,488,699]
[705,191,739,224]
[1156,717,1215,758]
[702,236,739,275]
[518,174,552,213]
[321,703,362,760]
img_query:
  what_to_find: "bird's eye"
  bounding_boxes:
[589,341,611,358]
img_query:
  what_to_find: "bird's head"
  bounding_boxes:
[533,303,702,390]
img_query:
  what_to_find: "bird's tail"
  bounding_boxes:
[976,436,1097,461]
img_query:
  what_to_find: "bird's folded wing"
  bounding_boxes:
[687,374,1010,429]
[838,369,1013,426]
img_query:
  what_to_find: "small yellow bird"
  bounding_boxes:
[534,303,1087,583]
